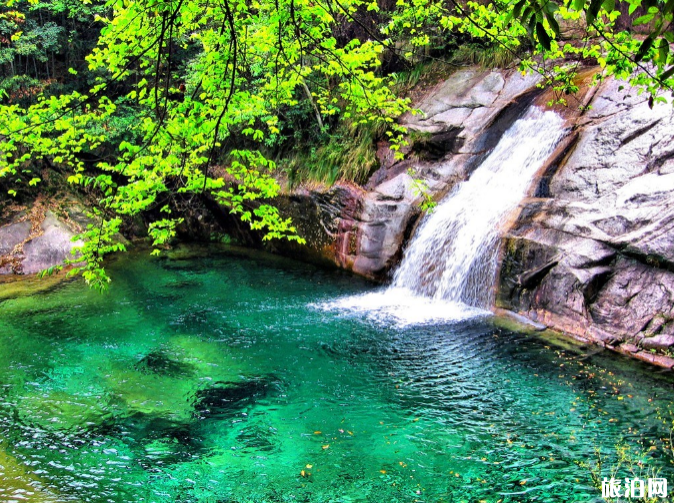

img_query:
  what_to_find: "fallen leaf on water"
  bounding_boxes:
[300,470,306,477]
[306,464,313,469]
[380,470,386,474]
[322,444,330,450]
[314,431,322,435]
[520,480,527,485]
[413,418,420,422]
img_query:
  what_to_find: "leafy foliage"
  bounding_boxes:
[284,121,385,185]
[423,0,674,103]
[2,0,674,288]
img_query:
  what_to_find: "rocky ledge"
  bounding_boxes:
[274,67,552,280]
[274,65,674,368]
[497,77,674,368]
[0,198,86,276]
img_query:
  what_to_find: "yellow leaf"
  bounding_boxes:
[306,464,313,469]
[322,444,330,450]
[380,470,387,474]
[314,431,322,434]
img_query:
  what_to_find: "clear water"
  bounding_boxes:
[393,108,567,308]
[0,246,673,503]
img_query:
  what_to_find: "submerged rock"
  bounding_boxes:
[105,335,256,422]
[135,351,195,377]
[0,446,60,502]
[193,377,279,419]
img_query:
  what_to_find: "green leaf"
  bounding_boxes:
[628,0,642,14]
[544,11,560,37]
[528,11,537,35]
[658,38,670,63]
[521,5,534,25]
[536,22,552,50]
[572,0,586,11]
[635,35,654,62]
[586,0,602,24]
[601,0,615,11]
[633,13,655,25]
[512,0,527,21]
[659,65,674,81]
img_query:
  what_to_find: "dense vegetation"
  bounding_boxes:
[0,0,673,288]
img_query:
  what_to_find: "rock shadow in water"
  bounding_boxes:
[193,376,282,419]
[134,351,195,378]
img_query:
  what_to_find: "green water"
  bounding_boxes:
[0,246,672,503]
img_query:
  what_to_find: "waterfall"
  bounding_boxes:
[391,107,566,308]
[318,107,567,326]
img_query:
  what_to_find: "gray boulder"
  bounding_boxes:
[498,76,674,363]
[0,207,83,276]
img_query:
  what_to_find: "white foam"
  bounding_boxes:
[313,287,489,328]
[315,107,566,327]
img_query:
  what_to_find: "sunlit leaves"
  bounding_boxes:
[3,0,674,288]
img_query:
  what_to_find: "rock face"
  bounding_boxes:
[275,67,548,280]
[276,65,674,365]
[0,201,84,275]
[498,77,674,365]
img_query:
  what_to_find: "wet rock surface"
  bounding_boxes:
[274,67,547,280]
[497,77,674,365]
[0,201,85,276]
[274,65,674,366]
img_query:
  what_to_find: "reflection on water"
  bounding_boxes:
[0,245,672,502]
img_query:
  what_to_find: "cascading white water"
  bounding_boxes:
[391,107,566,308]
[317,107,567,326]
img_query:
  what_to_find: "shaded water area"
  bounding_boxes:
[0,245,673,502]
